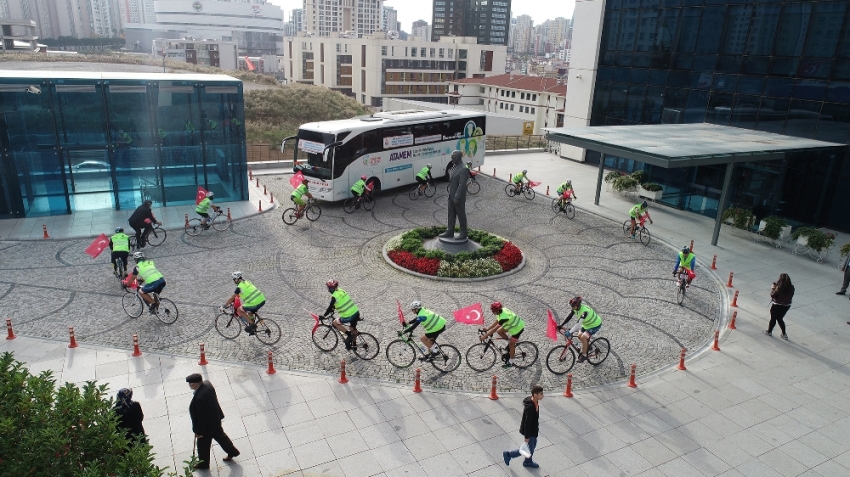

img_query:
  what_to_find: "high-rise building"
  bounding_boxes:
[511,14,532,54]
[2,0,62,38]
[381,5,396,32]
[431,0,510,46]
[291,8,303,33]
[411,19,430,42]
[303,0,382,38]
[544,17,568,52]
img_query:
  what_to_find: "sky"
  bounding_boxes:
[265,0,576,32]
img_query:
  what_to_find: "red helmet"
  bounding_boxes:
[361,175,367,180]
[490,302,502,314]
[326,279,339,291]
[569,296,582,309]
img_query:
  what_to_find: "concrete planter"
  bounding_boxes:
[638,186,663,201]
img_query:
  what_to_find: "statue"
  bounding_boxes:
[439,150,470,243]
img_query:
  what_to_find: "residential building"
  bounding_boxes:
[119,0,156,25]
[303,0,382,38]
[152,38,237,69]
[511,14,531,54]
[2,0,61,38]
[446,74,566,134]
[291,8,303,33]
[411,19,430,42]
[563,0,850,231]
[281,32,506,108]
[545,17,569,50]
[0,17,37,52]
[381,5,396,32]
[431,0,511,46]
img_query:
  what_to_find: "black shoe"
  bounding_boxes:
[222,450,240,462]
[837,291,846,295]
[192,463,210,470]
[577,354,588,363]
[245,325,256,335]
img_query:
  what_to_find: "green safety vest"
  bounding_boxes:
[291,184,308,200]
[557,183,572,194]
[577,304,602,330]
[497,308,524,335]
[111,233,130,253]
[332,289,359,318]
[418,308,446,333]
[416,167,430,180]
[195,197,212,214]
[512,172,525,183]
[629,204,644,218]
[351,180,366,195]
[238,280,265,307]
[136,260,163,283]
[678,251,695,271]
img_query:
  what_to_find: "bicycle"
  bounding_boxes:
[551,198,576,219]
[282,198,322,225]
[409,181,436,200]
[545,329,610,375]
[310,312,380,360]
[129,223,166,250]
[185,209,231,236]
[505,181,536,200]
[465,328,539,371]
[343,190,376,214]
[121,284,178,324]
[466,170,481,195]
[112,257,127,284]
[622,215,652,246]
[214,304,281,345]
[386,327,461,372]
[675,268,691,305]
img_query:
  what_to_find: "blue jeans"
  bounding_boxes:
[507,436,536,462]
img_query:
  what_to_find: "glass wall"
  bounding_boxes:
[591,0,850,231]
[0,74,247,218]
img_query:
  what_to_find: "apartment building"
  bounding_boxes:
[303,0,382,38]
[432,0,511,46]
[282,32,506,108]
[152,38,237,69]
[381,5,396,32]
[512,14,532,54]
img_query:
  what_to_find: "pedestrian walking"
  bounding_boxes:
[114,388,147,444]
[837,252,850,296]
[186,373,240,470]
[764,273,794,340]
[503,384,543,468]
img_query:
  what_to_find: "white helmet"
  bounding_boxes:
[132,251,146,262]
[566,179,572,185]
[426,164,432,169]
[409,301,422,310]
[231,271,243,281]
[522,169,527,174]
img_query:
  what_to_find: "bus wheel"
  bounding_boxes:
[368,178,381,194]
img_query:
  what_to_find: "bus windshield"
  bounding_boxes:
[294,129,335,180]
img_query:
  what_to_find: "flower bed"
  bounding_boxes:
[385,227,524,278]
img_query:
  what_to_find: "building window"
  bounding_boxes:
[531,107,535,114]
[479,86,485,93]
[521,92,525,100]
[532,94,536,101]
[381,46,387,56]
[511,91,515,98]
[439,48,444,58]
[430,48,435,58]
[510,104,514,111]
[499,103,503,109]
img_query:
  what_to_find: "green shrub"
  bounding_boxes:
[612,175,640,192]
[841,243,850,257]
[792,227,836,253]
[761,216,787,240]
[603,171,622,183]
[630,170,648,184]
[641,182,663,192]
[721,207,754,230]
[437,258,503,278]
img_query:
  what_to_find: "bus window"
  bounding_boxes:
[333,133,363,179]
[296,129,334,180]
[382,126,413,149]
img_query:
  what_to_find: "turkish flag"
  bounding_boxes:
[546,310,558,341]
[196,186,209,205]
[453,303,484,325]
[289,171,304,189]
[245,56,255,71]
[396,299,406,324]
[309,311,320,334]
[234,296,241,309]
[366,181,375,192]
[528,181,542,188]
[85,233,110,258]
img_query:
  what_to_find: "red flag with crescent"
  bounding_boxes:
[528,181,542,188]
[453,302,484,325]
[309,311,320,334]
[196,186,209,205]
[396,299,406,324]
[289,171,304,189]
[85,233,110,258]
[546,309,558,341]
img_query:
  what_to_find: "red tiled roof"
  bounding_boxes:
[451,74,567,95]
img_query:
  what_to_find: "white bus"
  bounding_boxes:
[282,110,486,202]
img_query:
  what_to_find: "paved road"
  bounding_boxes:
[0,173,722,392]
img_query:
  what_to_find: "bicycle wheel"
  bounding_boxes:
[306,204,322,221]
[431,344,461,373]
[623,220,633,236]
[505,184,517,197]
[565,203,576,220]
[386,339,416,368]
[215,313,242,339]
[676,284,686,305]
[282,208,298,225]
[255,318,282,345]
[147,228,166,246]
[465,343,497,372]
[212,214,231,231]
[551,198,561,213]
[122,292,143,318]
[587,337,611,365]
[522,186,536,200]
[467,180,480,195]
[546,345,577,375]
[639,227,651,246]
[409,186,420,200]
[128,236,137,251]
[115,260,126,280]
[363,195,376,211]
[423,182,436,198]
[312,324,338,351]
[185,218,203,237]
[513,341,538,368]
[154,298,178,324]
[343,198,357,214]
[353,332,379,360]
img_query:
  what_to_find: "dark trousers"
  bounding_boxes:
[768,303,790,334]
[507,436,537,463]
[840,266,850,293]
[196,427,238,467]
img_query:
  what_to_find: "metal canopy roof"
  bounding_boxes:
[544,123,844,168]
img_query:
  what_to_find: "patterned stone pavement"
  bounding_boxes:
[0,174,723,392]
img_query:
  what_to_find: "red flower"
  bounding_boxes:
[493,242,523,271]
[388,250,441,275]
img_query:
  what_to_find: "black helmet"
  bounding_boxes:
[681,246,690,254]
[143,199,152,206]
[115,227,124,233]
[641,200,649,209]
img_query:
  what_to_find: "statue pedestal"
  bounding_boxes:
[424,236,481,254]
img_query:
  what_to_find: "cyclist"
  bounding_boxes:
[195,192,221,229]
[128,200,161,248]
[556,180,577,210]
[109,227,130,279]
[628,200,653,239]
[291,179,313,217]
[127,251,166,314]
[400,301,447,361]
[221,272,265,335]
[416,164,433,194]
[323,279,360,350]
[512,169,529,194]
[557,296,602,363]
[351,175,368,201]
[481,302,525,368]
[673,246,696,289]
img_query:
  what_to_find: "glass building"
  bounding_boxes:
[570,0,850,231]
[0,72,247,218]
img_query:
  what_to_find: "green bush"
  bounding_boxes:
[603,171,622,183]
[761,216,787,240]
[841,243,850,257]
[612,175,639,192]
[437,258,503,278]
[630,170,648,184]
[721,207,754,230]
[792,227,836,253]
[641,182,663,192]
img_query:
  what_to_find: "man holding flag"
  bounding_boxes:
[109,227,130,278]
[195,191,220,229]
[400,301,447,361]
[557,296,602,363]
[481,302,525,369]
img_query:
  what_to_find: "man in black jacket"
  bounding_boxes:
[503,384,543,468]
[128,200,161,248]
[186,373,240,469]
